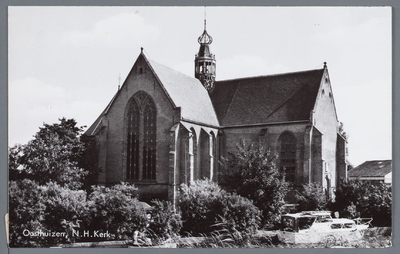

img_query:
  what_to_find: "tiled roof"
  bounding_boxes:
[147,58,219,127]
[348,160,392,177]
[210,69,325,126]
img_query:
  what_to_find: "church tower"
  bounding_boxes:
[195,19,216,91]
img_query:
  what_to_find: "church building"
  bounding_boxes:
[84,22,347,204]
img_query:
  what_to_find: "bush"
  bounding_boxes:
[221,193,262,234]
[41,182,89,243]
[222,142,290,229]
[9,179,47,247]
[178,179,225,234]
[9,179,89,246]
[178,179,261,235]
[329,179,392,227]
[148,200,182,243]
[295,183,328,211]
[87,182,148,240]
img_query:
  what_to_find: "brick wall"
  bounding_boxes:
[95,55,180,200]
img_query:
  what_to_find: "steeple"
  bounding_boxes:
[195,13,216,91]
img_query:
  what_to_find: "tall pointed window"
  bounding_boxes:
[143,99,157,180]
[127,100,140,180]
[279,132,296,183]
[126,91,157,181]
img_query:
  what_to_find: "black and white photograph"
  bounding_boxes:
[7,6,392,248]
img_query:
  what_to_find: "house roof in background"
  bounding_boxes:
[348,160,392,177]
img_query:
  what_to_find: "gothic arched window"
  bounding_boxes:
[279,132,296,183]
[126,100,140,180]
[142,98,157,180]
[126,91,157,181]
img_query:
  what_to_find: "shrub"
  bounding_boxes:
[295,183,328,211]
[9,179,89,246]
[329,179,392,227]
[179,179,225,234]
[9,179,47,247]
[222,193,262,234]
[178,179,261,235]
[148,200,182,243]
[87,182,148,240]
[41,182,89,243]
[222,142,290,229]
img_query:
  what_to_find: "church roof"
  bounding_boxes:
[84,54,220,137]
[146,57,219,127]
[348,160,392,178]
[210,69,325,126]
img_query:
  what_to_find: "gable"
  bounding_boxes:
[210,69,325,126]
[312,68,339,124]
[84,52,219,136]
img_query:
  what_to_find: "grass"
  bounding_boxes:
[176,227,391,248]
[54,227,391,248]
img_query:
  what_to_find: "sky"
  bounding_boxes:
[8,6,391,167]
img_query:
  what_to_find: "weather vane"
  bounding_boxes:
[204,6,207,30]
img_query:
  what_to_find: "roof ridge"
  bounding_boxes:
[215,68,324,83]
[364,159,392,162]
[147,58,200,82]
[141,54,178,109]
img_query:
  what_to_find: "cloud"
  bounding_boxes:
[8,77,70,145]
[8,77,103,146]
[63,12,161,48]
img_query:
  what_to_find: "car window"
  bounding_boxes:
[344,223,355,228]
[331,224,342,229]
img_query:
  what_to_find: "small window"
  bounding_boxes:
[139,67,143,74]
[322,89,325,96]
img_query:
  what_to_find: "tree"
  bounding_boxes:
[9,118,88,190]
[222,142,290,229]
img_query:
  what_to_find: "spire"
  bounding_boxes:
[195,9,216,91]
[198,10,213,45]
